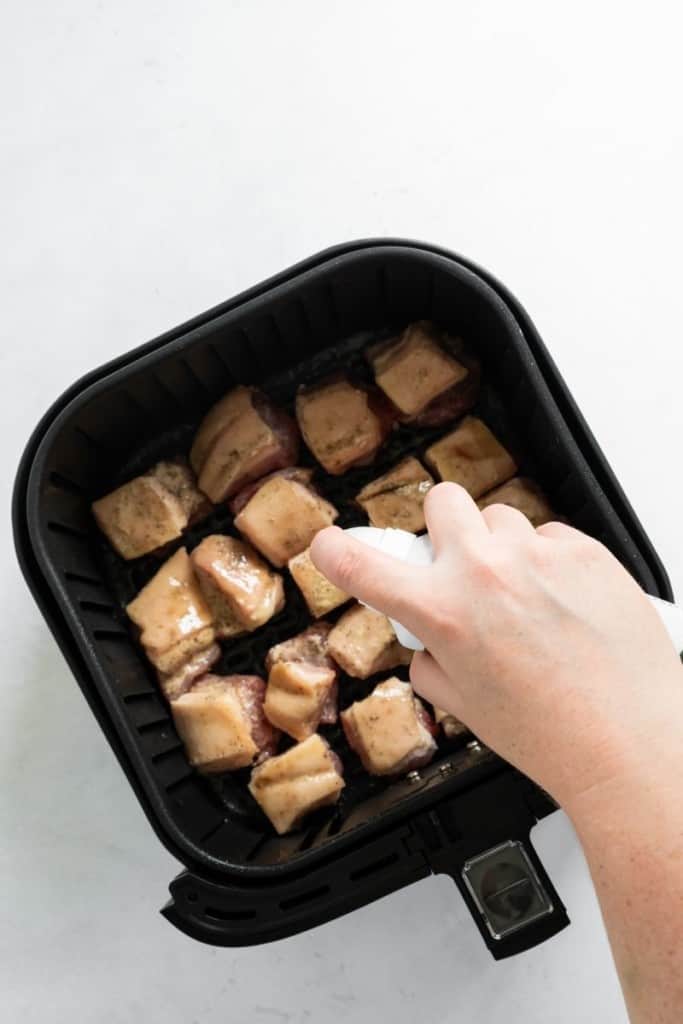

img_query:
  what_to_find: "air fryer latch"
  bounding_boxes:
[413,770,570,959]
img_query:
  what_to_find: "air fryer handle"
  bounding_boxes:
[433,833,569,960]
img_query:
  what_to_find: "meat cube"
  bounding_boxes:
[172,674,278,773]
[355,456,434,532]
[295,376,393,475]
[151,458,212,523]
[248,734,344,834]
[265,621,334,672]
[424,416,517,499]
[434,706,469,740]
[264,661,338,741]
[233,468,338,567]
[158,642,222,702]
[328,604,412,679]
[341,677,437,775]
[367,321,480,425]
[477,477,555,527]
[92,457,210,560]
[190,386,299,503]
[191,534,284,639]
[288,546,350,618]
[265,623,337,725]
[126,547,216,676]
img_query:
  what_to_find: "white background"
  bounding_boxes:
[3,3,682,1021]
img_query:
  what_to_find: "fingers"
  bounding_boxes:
[536,520,581,541]
[310,526,428,626]
[423,482,489,557]
[410,650,465,719]
[481,502,535,537]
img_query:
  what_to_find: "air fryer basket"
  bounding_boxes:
[14,240,671,957]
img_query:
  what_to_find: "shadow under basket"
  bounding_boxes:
[13,239,671,957]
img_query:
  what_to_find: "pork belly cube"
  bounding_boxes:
[233,468,338,567]
[92,458,210,560]
[367,321,479,425]
[341,678,437,775]
[477,476,555,527]
[288,546,350,618]
[356,456,434,532]
[191,534,284,639]
[248,734,344,834]
[328,604,412,679]
[264,661,338,741]
[265,623,337,725]
[434,706,469,740]
[151,458,212,523]
[424,416,517,499]
[265,621,334,672]
[295,376,393,475]
[158,642,222,702]
[126,547,216,676]
[190,386,299,503]
[172,674,278,773]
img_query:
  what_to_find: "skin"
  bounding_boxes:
[310,483,683,1024]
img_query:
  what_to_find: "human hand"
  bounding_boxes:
[310,483,683,814]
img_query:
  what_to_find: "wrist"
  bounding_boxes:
[563,719,682,843]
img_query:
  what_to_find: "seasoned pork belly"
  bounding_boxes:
[265,621,334,671]
[341,677,437,775]
[248,734,344,834]
[355,456,434,532]
[366,321,480,426]
[172,674,278,773]
[158,642,221,702]
[288,546,350,618]
[295,375,393,475]
[92,457,210,560]
[190,534,284,639]
[328,604,412,679]
[434,706,469,740]
[424,415,517,498]
[477,476,555,527]
[190,386,299,503]
[126,547,216,679]
[266,623,337,725]
[264,661,338,741]
[232,467,338,567]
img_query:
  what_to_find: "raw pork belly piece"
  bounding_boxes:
[191,534,284,639]
[232,468,338,567]
[295,375,393,475]
[172,674,278,773]
[288,546,350,618]
[424,415,517,499]
[159,642,222,702]
[477,477,555,527]
[341,677,437,776]
[92,457,210,560]
[366,321,480,426]
[328,604,412,679]
[434,706,469,740]
[125,548,217,700]
[264,661,338,741]
[190,386,299,503]
[266,623,337,725]
[355,456,434,532]
[248,734,344,834]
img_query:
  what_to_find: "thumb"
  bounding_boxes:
[310,526,429,630]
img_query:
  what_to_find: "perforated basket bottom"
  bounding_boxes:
[94,326,537,844]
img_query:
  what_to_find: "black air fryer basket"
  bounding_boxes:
[13,240,671,958]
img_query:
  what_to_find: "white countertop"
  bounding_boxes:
[4,3,682,1021]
